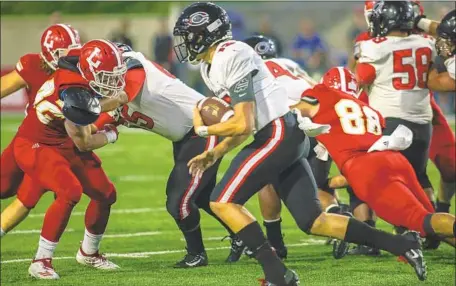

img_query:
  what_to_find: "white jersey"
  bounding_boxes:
[445,56,455,80]
[200,40,289,131]
[358,34,437,124]
[119,52,204,142]
[263,58,314,106]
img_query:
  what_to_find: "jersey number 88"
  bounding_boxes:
[335,99,382,136]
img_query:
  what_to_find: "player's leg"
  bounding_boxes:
[13,138,83,279]
[73,152,119,270]
[1,139,24,199]
[430,116,456,213]
[257,184,287,259]
[1,175,47,237]
[210,116,300,285]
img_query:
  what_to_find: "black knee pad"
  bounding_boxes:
[295,205,322,234]
[347,186,364,211]
[176,210,201,232]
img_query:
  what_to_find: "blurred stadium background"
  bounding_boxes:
[1,1,455,116]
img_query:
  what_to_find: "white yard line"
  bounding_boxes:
[28,207,166,218]
[9,229,74,235]
[0,241,325,264]
[104,231,162,238]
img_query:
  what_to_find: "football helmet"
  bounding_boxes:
[78,39,127,98]
[436,9,456,58]
[40,24,81,70]
[173,2,232,64]
[321,67,359,98]
[243,35,277,60]
[60,86,101,126]
[369,1,414,37]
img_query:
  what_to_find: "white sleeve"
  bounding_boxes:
[222,44,258,89]
[358,40,386,64]
[445,56,455,80]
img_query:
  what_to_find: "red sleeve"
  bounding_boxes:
[15,54,40,84]
[94,112,117,130]
[124,68,146,102]
[356,63,376,85]
[355,31,371,43]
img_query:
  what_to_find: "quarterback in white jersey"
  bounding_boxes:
[356,1,436,196]
[88,46,236,269]
[174,3,429,284]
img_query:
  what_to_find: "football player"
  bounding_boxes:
[356,1,437,210]
[418,10,456,215]
[7,39,124,279]
[174,3,428,284]
[78,42,236,268]
[0,24,81,237]
[294,69,456,281]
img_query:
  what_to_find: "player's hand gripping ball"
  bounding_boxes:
[197,97,234,126]
[60,86,101,126]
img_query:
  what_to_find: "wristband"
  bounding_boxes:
[417,18,432,33]
[195,126,209,137]
[103,130,118,143]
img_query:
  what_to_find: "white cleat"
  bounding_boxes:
[28,258,60,280]
[76,248,120,270]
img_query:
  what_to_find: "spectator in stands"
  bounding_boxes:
[227,10,246,40]
[152,18,175,74]
[110,19,134,49]
[347,7,367,46]
[291,19,328,78]
[49,11,61,24]
[253,15,283,57]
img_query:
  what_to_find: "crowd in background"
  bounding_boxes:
[48,5,455,116]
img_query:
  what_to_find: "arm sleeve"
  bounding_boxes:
[124,68,146,102]
[229,72,255,106]
[356,63,377,85]
[15,55,36,84]
[94,112,117,130]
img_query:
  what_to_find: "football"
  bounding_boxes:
[197,97,234,126]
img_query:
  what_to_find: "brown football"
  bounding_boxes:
[197,97,234,126]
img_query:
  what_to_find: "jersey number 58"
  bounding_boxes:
[393,47,432,90]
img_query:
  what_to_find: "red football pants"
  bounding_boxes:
[343,151,434,235]
[13,137,116,242]
[1,138,25,198]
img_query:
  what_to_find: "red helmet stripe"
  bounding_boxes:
[98,39,122,67]
[56,23,77,45]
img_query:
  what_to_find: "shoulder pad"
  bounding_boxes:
[124,57,143,70]
[58,56,80,73]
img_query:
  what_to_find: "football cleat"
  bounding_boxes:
[223,235,247,263]
[422,236,441,250]
[274,245,288,260]
[258,269,300,286]
[400,231,427,281]
[332,211,353,259]
[76,248,120,270]
[347,245,381,256]
[173,250,208,268]
[28,258,60,280]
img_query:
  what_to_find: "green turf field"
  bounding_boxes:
[1,114,455,286]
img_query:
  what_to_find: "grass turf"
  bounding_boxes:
[1,115,455,286]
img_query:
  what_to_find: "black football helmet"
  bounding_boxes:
[436,9,456,58]
[369,1,414,37]
[243,35,277,60]
[60,86,101,126]
[173,2,232,63]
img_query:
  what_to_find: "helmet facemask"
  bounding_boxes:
[41,43,81,71]
[83,63,127,98]
[436,37,455,58]
[173,29,209,64]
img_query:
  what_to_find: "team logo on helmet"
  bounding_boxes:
[254,42,272,56]
[188,11,210,26]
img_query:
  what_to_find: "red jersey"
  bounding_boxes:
[16,69,88,146]
[304,84,385,170]
[15,54,51,112]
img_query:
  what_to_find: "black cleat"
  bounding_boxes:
[173,250,208,268]
[259,269,300,286]
[223,236,246,263]
[332,239,350,259]
[401,231,427,281]
[347,245,381,256]
[274,245,288,260]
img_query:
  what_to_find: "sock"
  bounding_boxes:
[436,201,451,213]
[35,236,58,260]
[81,228,104,255]
[179,222,205,254]
[237,222,286,284]
[364,220,376,228]
[344,218,419,256]
[0,228,5,238]
[263,218,285,249]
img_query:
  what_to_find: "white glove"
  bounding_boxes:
[292,109,331,137]
[368,124,413,153]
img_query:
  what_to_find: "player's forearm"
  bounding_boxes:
[73,133,110,152]
[207,104,255,137]
[1,75,25,99]
[100,91,128,112]
[328,175,349,189]
[427,72,456,92]
[417,18,440,37]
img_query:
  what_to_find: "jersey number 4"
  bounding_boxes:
[265,61,299,80]
[393,47,432,90]
[335,99,382,135]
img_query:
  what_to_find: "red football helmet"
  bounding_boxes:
[364,1,376,27]
[40,24,81,70]
[321,67,359,98]
[78,39,127,98]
